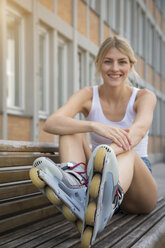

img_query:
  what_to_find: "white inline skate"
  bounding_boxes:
[29,158,88,231]
[81,145,123,248]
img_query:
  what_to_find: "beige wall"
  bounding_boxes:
[146,64,154,86]
[89,9,99,45]
[8,116,31,141]
[57,0,72,25]
[136,55,144,79]
[103,22,110,40]
[78,0,87,37]
[38,0,54,12]
[147,0,155,18]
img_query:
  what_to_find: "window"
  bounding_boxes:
[124,0,132,43]
[78,50,85,89]
[103,0,109,23]
[89,0,100,14]
[6,10,24,109]
[57,39,67,108]
[147,22,154,66]
[115,0,121,33]
[156,35,161,73]
[38,27,49,114]
[137,6,145,57]
[109,0,116,30]
[89,55,95,85]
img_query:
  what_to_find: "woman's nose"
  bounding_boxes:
[111,62,119,71]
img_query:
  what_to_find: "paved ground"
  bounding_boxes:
[152,162,165,198]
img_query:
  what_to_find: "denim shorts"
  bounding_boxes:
[141,157,152,173]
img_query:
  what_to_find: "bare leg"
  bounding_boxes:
[59,134,91,164]
[59,135,158,214]
[117,150,158,214]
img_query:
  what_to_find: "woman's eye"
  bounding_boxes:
[104,60,111,64]
[119,61,127,64]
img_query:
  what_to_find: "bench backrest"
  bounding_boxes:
[0,140,60,234]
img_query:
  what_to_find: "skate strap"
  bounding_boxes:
[61,162,88,186]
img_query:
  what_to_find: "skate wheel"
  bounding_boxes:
[90,174,101,198]
[45,187,61,205]
[29,168,45,188]
[62,204,77,222]
[77,219,83,233]
[94,148,106,172]
[85,201,96,226]
[81,227,93,248]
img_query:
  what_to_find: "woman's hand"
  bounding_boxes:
[92,122,132,151]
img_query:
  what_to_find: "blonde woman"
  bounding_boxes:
[30,36,158,247]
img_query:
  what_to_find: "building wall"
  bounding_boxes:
[0,0,165,163]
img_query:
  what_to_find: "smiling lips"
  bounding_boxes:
[108,74,122,78]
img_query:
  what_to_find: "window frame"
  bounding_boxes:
[6,8,25,113]
[78,48,86,89]
[57,38,68,108]
[88,55,95,85]
[38,25,50,116]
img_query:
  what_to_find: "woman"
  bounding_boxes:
[40,36,158,246]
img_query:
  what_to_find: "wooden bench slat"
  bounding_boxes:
[131,216,165,248]
[0,205,58,234]
[0,183,39,200]
[111,205,165,248]
[93,199,165,248]
[0,140,58,152]
[37,214,127,248]
[0,154,60,167]
[0,170,29,183]
[0,214,64,246]
[17,221,75,248]
[0,195,50,217]
[37,227,80,248]
[0,215,68,248]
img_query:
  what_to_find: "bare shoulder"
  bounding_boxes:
[57,86,93,117]
[69,86,93,102]
[137,88,156,99]
[134,88,157,111]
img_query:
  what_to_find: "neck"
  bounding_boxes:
[99,84,130,103]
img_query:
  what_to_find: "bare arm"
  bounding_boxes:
[110,89,157,155]
[43,87,131,149]
[43,87,93,135]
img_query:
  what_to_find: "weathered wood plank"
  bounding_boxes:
[93,199,165,248]
[40,230,80,248]
[0,205,58,234]
[0,154,60,167]
[0,215,68,248]
[13,222,76,248]
[0,195,50,217]
[112,205,165,248]
[0,214,64,246]
[131,216,165,248]
[0,183,39,200]
[0,140,58,152]
[0,169,29,183]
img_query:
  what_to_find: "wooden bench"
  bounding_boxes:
[0,140,165,248]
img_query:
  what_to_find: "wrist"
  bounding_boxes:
[89,121,96,132]
[109,143,124,155]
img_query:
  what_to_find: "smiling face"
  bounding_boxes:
[101,47,133,87]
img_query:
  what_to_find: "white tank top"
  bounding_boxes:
[86,86,149,157]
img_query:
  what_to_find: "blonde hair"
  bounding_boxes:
[95,36,137,80]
